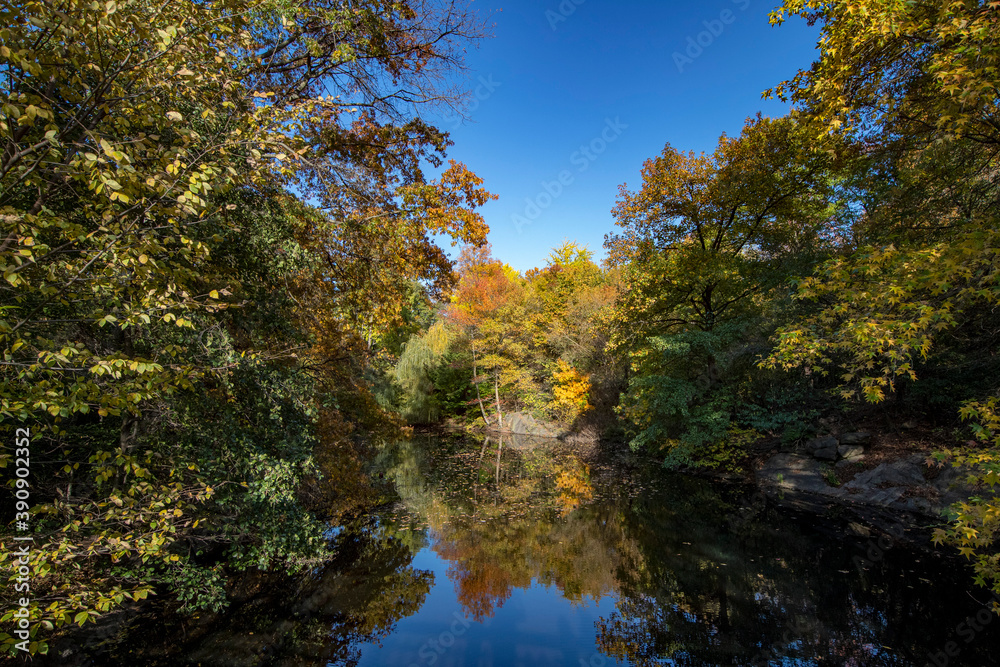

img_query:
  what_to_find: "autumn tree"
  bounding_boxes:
[0,0,493,654]
[606,116,840,466]
[524,242,615,426]
[443,245,540,427]
[766,0,1000,604]
[765,0,1000,402]
[607,115,838,339]
[769,0,999,146]
[391,241,616,431]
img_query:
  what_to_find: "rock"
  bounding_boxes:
[842,454,926,491]
[839,432,871,445]
[760,448,989,518]
[758,454,838,495]
[865,487,906,505]
[502,412,557,439]
[803,435,839,454]
[901,497,936,514]
[836,456,865,468]
[814,446,839,461]
[838,445,865,460]
[931,465,984,508]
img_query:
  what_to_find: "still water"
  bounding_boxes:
[116,434,999,666]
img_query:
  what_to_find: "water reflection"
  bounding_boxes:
[374,434,999,667]
[377,435,630,625]
[103,433,998,666]
[100,524,432,667]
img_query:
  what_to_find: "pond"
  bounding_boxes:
[104,433,1000,666]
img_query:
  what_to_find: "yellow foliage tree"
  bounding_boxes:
[551,360,592,423]
[769,0,1000,607]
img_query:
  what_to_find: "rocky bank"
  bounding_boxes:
[755,430,981,525]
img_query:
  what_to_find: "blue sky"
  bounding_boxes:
[427,0,822,272]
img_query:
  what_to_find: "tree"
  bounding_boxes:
[394,320,454,424]
[607,115,837,339]
[767,0,1000,606]
[444,245,531,428]
[764,0,1000,403]
[605,116,838,465]
[526,241,611,367]
[769,0,1000,146]
[390,241,616,431]
[550,359,593,424]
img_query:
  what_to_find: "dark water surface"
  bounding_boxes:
[100,434,1000,666]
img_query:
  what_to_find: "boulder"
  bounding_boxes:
[502,412,558,439]
[758,454,837,496]
[803,435,839,454]
[814,446,839,461]
[838,445,865,460]
[760,449,986,518]
[842,454,926,491]
[931,465,980,508]
[836,455,865,468]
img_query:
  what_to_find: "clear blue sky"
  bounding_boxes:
[429,0,821,273]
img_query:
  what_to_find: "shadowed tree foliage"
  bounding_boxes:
[764,0,1000,607]
[0,0,493,655]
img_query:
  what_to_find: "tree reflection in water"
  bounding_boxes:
[104,433,997,666]
[380,434,997,667]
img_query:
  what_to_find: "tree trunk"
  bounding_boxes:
[495,432,503,486]
[471,341,491,426]
[494,374,504,433]
[120,411,139,452]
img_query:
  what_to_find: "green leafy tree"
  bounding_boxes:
[606,116,837,466]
